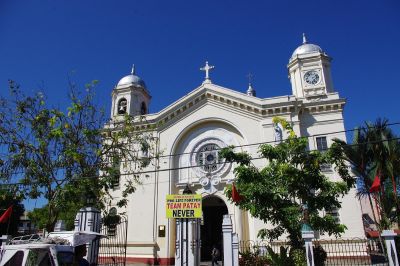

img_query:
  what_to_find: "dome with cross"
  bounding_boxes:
[291,33,324,59]
[117,65,146,88]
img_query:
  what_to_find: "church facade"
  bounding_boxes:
[106,35,365,264]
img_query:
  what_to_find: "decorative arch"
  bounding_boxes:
[169,118,246,191]
[170,117,247,157]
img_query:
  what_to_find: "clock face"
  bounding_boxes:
[304,70,320,85]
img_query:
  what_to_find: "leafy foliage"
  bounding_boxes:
[221,117,353,248]
[266,246,292,265]
[0,80,159,231]
[333,118,400,230]
[239,248,271,266]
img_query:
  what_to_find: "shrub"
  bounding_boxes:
[239,249,270,266]
[290,248,307,266]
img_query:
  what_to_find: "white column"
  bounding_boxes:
[234,206,243,241]
[188,219,201,266]
[381,230,399,266]
[196,219,201,266]
[222,215,233,266]
[74,207,101,265]
[302,231,315,266]
[232,233,239,266]
[175,219,182,266]
[188,219,195,266]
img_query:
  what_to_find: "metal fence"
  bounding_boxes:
[314,238,387,265]
[239,238,388,265]
[98,216,128,266]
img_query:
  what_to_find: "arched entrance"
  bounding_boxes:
[201,196,228,261]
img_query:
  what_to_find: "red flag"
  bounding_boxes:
[0,205,13,223]
[232,183,243,203]
[369,175,381,193]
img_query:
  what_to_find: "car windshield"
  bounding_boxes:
[26,249,53,266]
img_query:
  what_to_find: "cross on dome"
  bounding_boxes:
[246,72,253,85]
[246,73,256,97]
[302,33,307,44]
[200,61,215,84]
[131,64,135,75]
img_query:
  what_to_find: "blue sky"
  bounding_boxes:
[1,0,399,209]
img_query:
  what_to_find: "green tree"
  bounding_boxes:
[220,117,354,248]
[333,118,400,230]
[0,188,25,236]
[28,201,81,231]
[0,80,158,232]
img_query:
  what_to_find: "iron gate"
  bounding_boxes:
[98,215,128,266]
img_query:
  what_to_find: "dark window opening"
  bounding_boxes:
[140,102,147,115]
[117,98,128,115]
[316,136,328,151]
[4,250,24,266]
[111,158,120,189]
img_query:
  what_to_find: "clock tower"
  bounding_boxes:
[288,34,334,98]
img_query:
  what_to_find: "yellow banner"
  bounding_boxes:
[166,194,202,219]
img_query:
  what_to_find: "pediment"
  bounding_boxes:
[109,83,346,131]
[144,83,296,126]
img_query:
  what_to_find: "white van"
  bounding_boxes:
[0,231,104,266]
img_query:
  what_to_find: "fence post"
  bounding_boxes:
[381,230,399,266]
[74,207,101,265]
[232,233,239,266]
[302,231,315,266]
[222,215,233,265]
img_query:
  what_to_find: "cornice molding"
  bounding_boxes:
[106,84,346,132]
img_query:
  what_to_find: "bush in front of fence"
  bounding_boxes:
[290,248,307,266]
[239,244,327,266]
[239,248,270,266]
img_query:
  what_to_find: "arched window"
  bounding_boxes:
[107,207,118,236]
[111,157,120,189]
[140,102,147,115]
[117,98,128,114]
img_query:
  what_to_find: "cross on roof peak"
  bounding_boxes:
[200,61,215,84]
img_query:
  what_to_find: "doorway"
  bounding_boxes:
[201,196,228,261]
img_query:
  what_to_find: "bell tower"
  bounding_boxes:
[288,34,334,98]
[111,65,151,119]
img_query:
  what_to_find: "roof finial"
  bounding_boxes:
[246,73,256,96]
[131,64,135,75]
[200,61,215,84]
[246,72,253,85]
[302,33,307,44]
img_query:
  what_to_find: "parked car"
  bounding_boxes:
[0,231,104,266]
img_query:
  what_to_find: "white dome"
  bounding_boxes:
[291,43,323,58]
[291,34,324,58]
[117,65,146,88]
[117,74,146,87]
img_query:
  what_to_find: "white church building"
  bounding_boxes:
[106,35,365,265]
